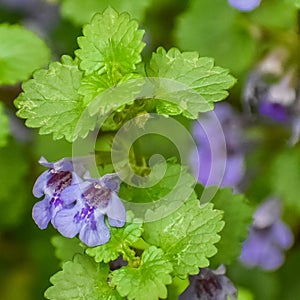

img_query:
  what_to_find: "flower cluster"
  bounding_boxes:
[191,103,245,191]
[179,265,237,300]
[240,198,293,270]
[32,157,126,247]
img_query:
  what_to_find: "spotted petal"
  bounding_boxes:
[79,213,110,247]
[54,205,82,238]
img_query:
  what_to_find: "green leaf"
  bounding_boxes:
[0,24,50,85]
[0,140,30,228]
[51,236,85,263]
[45,254,122,300]
[59,0,151,26]
[209,188,254,266]
[15,55,97,142]
[111,246,173,300]
[238,287,254,300]
[0,139,28,199]
[79,72,143,106]
[286,0,300,8]
[119,161,198,222]
[147,47,236,118]
[119,162,196,204]
[86,222,143,263]
[0,178,28,228]
[0,103,9,147]
[143,195,224,278]
[250,0,297,29]
[270,147,300,213]
[76,8,145,82]
[175,0,256,74]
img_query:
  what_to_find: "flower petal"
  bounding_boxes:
[228,0,261,11]
[71,172,83,185]
[259,245,284,270]
[53,206,81,238]
[79,214,110,247]
[222,154,245,188]
[32,170,51,198]
[270,221,293,249]
[60,181,90,206]
[240,229,267,267]
[38,156,53,168]
[107,193,126,227]
[53,157,74,172]
[101,174,120,192]
[253,198,281,229]
[32,197,51,229]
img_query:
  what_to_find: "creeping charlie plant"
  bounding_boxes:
[2,0,298,299]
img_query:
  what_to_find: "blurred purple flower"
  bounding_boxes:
[228,0,261,11]
[32,157,81,230]
[258,100,289,123]
[243,48,300,144]
[53,174,126,247]
[179,265,237,300]
[0,0,59,36]
[240,198,293,270]
[191,103,245,190]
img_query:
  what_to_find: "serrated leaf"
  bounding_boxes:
[111,246,173,300]
[175,0,256,74]
[143,195,224,278]
[209,188,254,266]
[86,222,143,263]
[76,7,145,83]
[0,24,50,85]
[51,236,85,263]
[119,162,195,204]
[79,72,143,106]
[0,103,9,147]
[270,148,300,213]
[119,161,197,222]
[15,55,97,142]
[45,254,122,300]
[147,47,236,118]
[59,0,150,26]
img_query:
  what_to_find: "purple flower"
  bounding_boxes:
[258,100,289,122]
[240,198,293,270]
[0,0,59,36]
[179,265,237,300]
[191,103,245,190]
[228,0,261,11]
[243,49,300,143]
[32,157,81,230]
[53,174,126,247]
[243,50,298,122]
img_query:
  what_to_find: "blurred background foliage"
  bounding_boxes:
[1,0,300,299]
